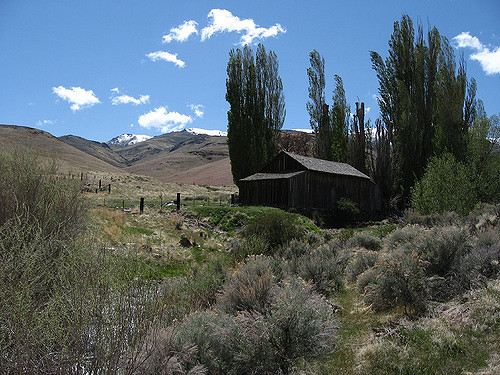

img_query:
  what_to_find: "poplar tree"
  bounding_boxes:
[226,44,285,184]
[370,14,477,204]
[331,75,350,162]
[307,50,331,160]
[307,51,351,162]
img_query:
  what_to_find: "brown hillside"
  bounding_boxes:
[125,134,229,181]
[162,157,234,186]
[59,135,130,168]
[0,125,121,173]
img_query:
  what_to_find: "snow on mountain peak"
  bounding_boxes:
[186,128,227,137]
[108,133,152,146]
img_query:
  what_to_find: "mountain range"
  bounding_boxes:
[0,124,234,186]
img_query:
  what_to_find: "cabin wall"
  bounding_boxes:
[239,178,289,207]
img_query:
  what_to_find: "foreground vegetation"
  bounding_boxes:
[1,153,499,374]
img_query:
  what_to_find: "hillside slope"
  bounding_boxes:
[59,135,130,168]
[0,125,121,173]
[124,133,231,184]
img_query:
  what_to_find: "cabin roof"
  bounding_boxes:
[282,151,370,179]
[240,171,305,182]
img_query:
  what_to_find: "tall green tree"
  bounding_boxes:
[307,51,352,162]
[226,44,285,184]
[330,75,350,162]
[370,14,477,204]
[307,50,331,160]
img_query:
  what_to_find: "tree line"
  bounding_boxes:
[226,14,500,212]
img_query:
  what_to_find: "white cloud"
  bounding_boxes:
[52,86,100,111]
[453,32,500,75]
[147,51,186,67]
[201,9,286,45]
[138,107,193,133]
[110,87,120,93]
[36,119,56,127]
[365,107,371,113]
[163,20,198,43]
[454,32,484,50]
[112,94,150,105]
[189,104,204,118]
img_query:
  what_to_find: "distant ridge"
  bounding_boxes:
[0,124,121,173]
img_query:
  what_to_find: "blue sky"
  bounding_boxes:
[1,0,499,142]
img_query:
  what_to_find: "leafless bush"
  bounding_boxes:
[0,152,86,242]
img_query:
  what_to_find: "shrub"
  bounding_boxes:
[453,229,500,290]
[243,210,303,250]
[404,209,461,227]
[346,231,382,251]
[0,153,86,242]
[229,235,270,260]
[356,267,378,293]
[364,249,429,314]
[264,278,339,373]
[384,225,426,250]
[217,256,278,315]
[345,249,379,282]
[293,244,344,296]
[336,197,360,221]
[280,240,345,296]
[411,153,477,215]
[126,327,208,375]
[278,239,312,261]
[416,226,471,277]
[0,153,169,373]
[176,278,339,375]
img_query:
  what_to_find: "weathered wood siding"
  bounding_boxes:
[239,178,289,206]
[261,152,304,173]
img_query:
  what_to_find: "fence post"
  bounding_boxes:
[99,179,102,189]
[177,193,181,210]
[108,184,111,194]
[122,200,125,211]
[231,194,235,205]
[140,197,145,214]
[80,172,83,181]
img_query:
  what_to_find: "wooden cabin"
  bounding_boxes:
[239,151,380,211]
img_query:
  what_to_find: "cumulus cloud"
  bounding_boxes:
[111,94,150,105]
[110,87,120,93]
[201,9,286,45]
[189,104,204,118]
[454,32,500,75]
[52,86,100,111]
[163,20,198,43]
[147,51,186,67]
[138,107,193,133]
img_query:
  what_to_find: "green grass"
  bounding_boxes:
[189,204,319,234]
[310,285,380,374]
